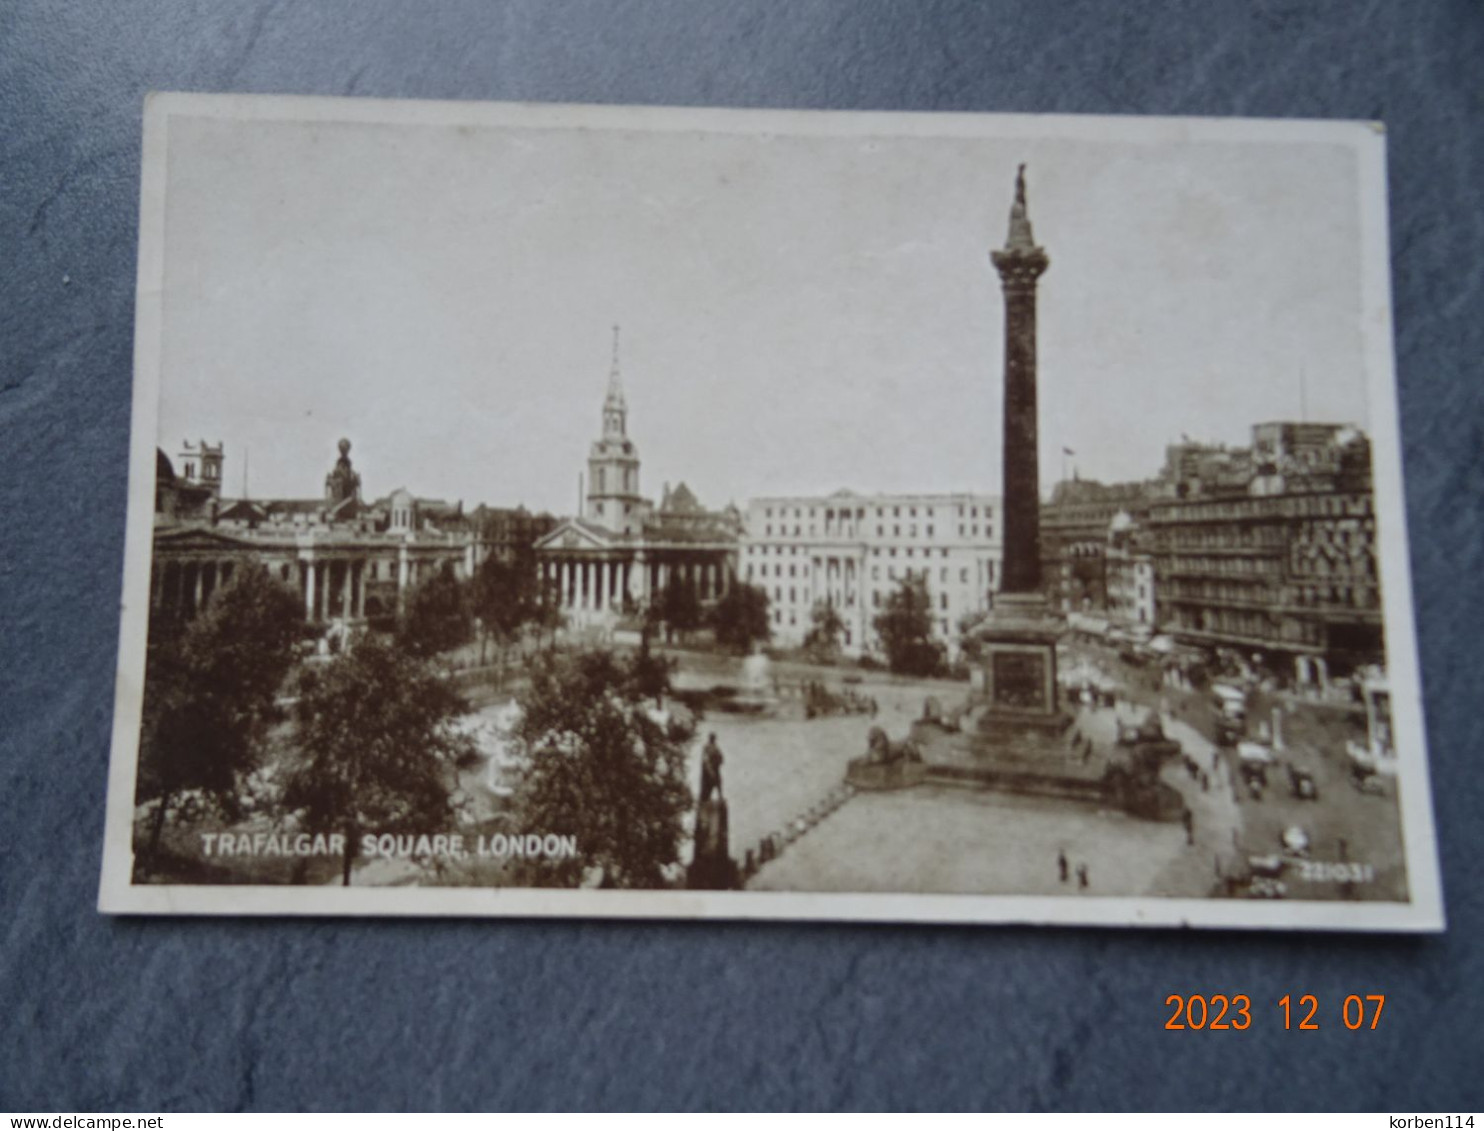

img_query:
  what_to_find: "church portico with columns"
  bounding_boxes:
[537,528,736,626]
[535,330,740,628]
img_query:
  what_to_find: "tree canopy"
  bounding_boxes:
[136,562,304,866]
[710,582,771,655]
[508,648,694,889]
[285,634,475,885]
[653,579,702,643]
[470,548,543,669]
[802,598,845,661]
[872,575,946,677]
[396,561,472,658]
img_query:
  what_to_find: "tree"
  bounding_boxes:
[532,571,566,649]
[284,634,475,886]
[470,548,540,677]
[956,609,991,664]
[802,598,845,662]
[629,630,675,706]
[873,575,946,677]
[710,582,771,655]
[396,561,472,658]
[655,578,702,644]
[508,648,693,888]
[135,563,304,868]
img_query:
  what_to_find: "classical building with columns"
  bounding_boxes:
[742,491,1003,659]
[149,438,476,627]
[535,334,741,626]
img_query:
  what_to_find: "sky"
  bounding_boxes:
[154,105,1374,514]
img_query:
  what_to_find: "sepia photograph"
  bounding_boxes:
[98,94,1443,929]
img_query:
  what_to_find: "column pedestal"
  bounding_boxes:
[969,592,1071,750]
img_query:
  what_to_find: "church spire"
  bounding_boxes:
[600,324,628,442]
[605,324,625,412]
[587,325,642,532]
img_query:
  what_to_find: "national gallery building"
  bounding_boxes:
[149,438,478,626]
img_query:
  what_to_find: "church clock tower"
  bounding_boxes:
[586,326,645,535]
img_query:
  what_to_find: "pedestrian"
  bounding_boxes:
[1076,863,1089,890]
[1057,849,1069,883]
[1200,771,1210,793]
[1182,808,1194,846]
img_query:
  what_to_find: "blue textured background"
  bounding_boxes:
[3,0,1482,1111]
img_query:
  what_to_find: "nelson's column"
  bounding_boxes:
[974,165,1070,746]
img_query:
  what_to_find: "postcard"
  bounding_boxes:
[99,93,1443,929]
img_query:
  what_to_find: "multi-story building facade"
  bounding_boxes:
[151,438,476,627]
[1147,422,1383,682]
[470,505,558,568]
[740,492,1002,659]
[1040,477,1162,613]
[1104,511,1156,633]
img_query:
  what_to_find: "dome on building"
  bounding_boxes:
[156,448,176,482]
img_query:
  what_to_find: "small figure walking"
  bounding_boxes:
[1057,849,1069,883]
[1200,770,1210,793]
[1076,863,1089,890]
[1182,808,1195,846]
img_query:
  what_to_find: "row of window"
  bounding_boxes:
[182,461,220,481]
[590,463,638,492]
[749,559,985,581]
[746,544,985,561]
[761,504,991,520]
[1166,608,1328,648]
[1162,556,1285,578]
[1163,579,1379,612]
[1153,492,1372,524]
[1287,553,1376,579]
[758,523,992,540]
[1162,528,1289,550]
[749,562,989,588]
